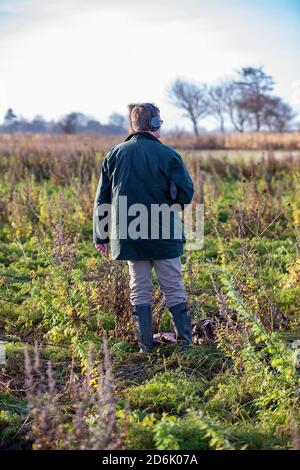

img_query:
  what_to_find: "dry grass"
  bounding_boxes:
[0,131,300,157]
[166,132,300,150]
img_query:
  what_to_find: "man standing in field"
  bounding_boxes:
[93,103,194,352]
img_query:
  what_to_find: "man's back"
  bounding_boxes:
[93,131,194,260]
[107,132,192,206]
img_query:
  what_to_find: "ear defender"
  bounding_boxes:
[142,103,162,131]
[150,115,162,130]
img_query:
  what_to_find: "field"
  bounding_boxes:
[0,133,300,450]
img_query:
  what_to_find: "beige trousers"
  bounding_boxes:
[127,257,186,308]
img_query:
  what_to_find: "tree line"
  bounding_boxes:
[1,66,297,136]
[168,66,297,136]
[0,110,128,135]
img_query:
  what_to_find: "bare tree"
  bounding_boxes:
[224,82,249,133]
[235,66,275,131]
[262,96,296,132]
[168,79,208,137]
[206,82,231,133]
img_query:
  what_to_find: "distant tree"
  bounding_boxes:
[48,120,61,134]
[235,66,275,131]
[85,119,103,134]
[4,108,17,125]
[168,79,208,137]
[59,112,89,134]
[206,82,231,133]
[31,115,47,133]
[108,112,127,129]
[262,96,296,132]
[225,82,249,133]
[59,113,77,134]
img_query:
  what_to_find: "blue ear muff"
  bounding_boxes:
[150,115,161,130]
[143,102,161,130]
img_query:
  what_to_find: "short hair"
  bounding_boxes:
[130,104,160,132]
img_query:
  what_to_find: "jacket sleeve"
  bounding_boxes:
[93,157,112,244]
[167,152,194,209]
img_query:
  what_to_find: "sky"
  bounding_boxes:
[0,0,299,131]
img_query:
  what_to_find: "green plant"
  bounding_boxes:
[124,370,206,414]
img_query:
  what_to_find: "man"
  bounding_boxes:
[93,103,194,352]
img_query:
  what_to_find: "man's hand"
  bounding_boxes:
[95,243,110,257]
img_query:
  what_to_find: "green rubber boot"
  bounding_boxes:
[168,302,192,348]
[132,304,153,353]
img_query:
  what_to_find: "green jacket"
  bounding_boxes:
[93,132,194,260]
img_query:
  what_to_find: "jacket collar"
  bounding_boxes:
[124,131,162,144]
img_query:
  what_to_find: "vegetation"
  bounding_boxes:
[0,134,300,450]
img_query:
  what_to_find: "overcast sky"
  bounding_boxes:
[0,0,299,130]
